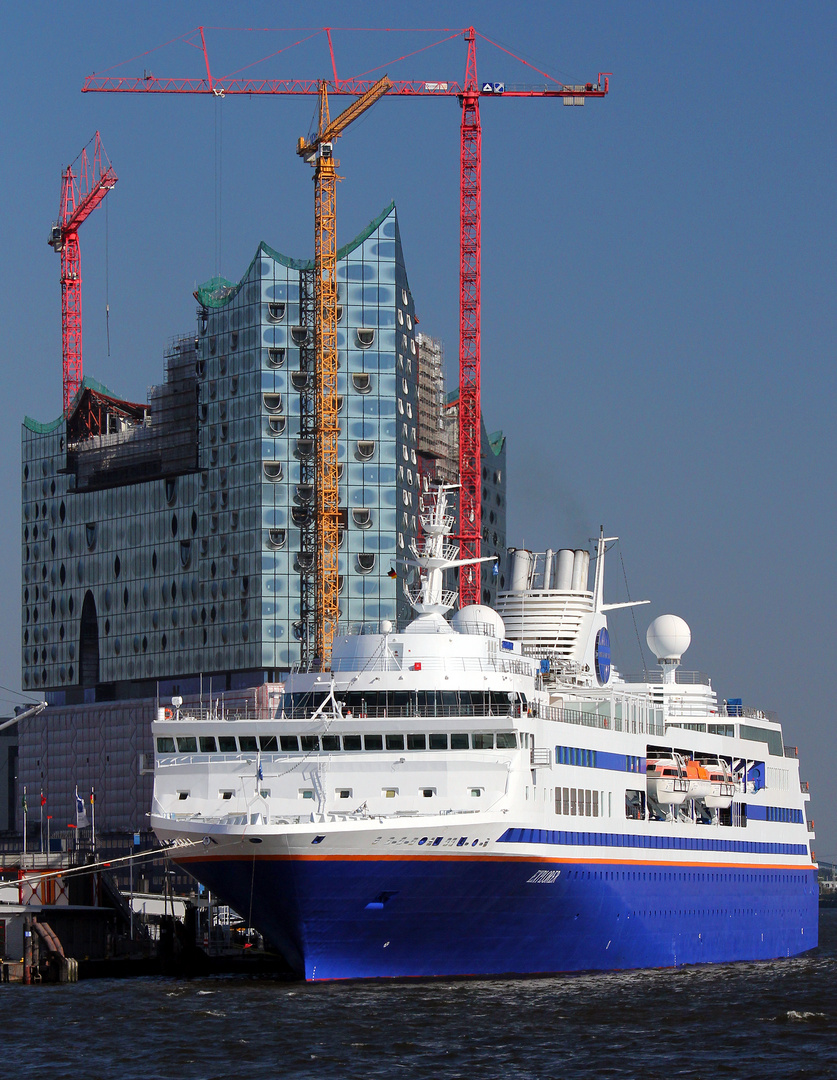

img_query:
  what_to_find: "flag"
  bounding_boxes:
[41,793,47,807]
[75,786,90,829]
[491,562,499,577]
[257,755,264,783]
[387,567,397,580]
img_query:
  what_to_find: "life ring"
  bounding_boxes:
[163,707,174,719]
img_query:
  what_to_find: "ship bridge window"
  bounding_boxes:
[280,736,300,752]
[471,733,494,750]
[156,737,176,753]
[199,736,217,753]
[176,737,197,753]
[364,734,384,751]
[300,736,320,752]
[496,732,518,749]
[386,734,405,751]
[342,735,362,751]
[259,735,279,752]
[322,735,341,751]
[218,736,237,753]
[239,736,258,752]
[407,733,426,750]
[428,734,448,750]
[450,733,469,750]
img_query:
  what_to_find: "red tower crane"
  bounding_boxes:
[48,132,118,415]
[82,28,607,604]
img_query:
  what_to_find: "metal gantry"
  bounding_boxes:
[48,132,117,415]
[82,25,608,617]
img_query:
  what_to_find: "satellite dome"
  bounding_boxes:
[450,605,506,639]
[646,614,691,661]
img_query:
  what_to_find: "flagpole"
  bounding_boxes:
[40,792,44,854]
[22,786,27,863]
[91,787,96,857]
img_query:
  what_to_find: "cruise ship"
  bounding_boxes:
[151,487,818,980]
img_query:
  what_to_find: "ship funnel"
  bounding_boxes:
[509,548,532,591]
[571,549,590,592]
[555,548,574,590]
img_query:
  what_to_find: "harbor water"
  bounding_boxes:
[2,909,835,1079]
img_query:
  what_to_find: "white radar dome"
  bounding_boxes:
[450,605,506,639]
[646,614,691,661]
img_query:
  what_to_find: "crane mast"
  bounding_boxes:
[48,132,117,415]
[297,76,392,666]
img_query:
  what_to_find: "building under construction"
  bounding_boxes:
[17,203,506,841]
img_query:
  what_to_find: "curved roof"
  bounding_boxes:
[195,202,397,309]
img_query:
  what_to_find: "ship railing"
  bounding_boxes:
[621,671,712,686]
[717,704,778,722]
[274,704,521,720]
[531,701,665,737]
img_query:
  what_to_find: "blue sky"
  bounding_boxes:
[2,1,835,855]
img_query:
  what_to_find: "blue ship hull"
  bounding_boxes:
[181,854,819,980]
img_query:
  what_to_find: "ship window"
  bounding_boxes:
[471,733,494,750]
[260,789,271,799]
[218,736,237,753]
[176,737,197,753]
[450,733,469,750]
[336,789,352,799]
[156,737,175,753]
[386,734,405,751]
[178,791,189,801]
[343,735,362,751]
[383,788,397,799]
[259,735,278,752]
[421,788,435,798]
[322,735,340,751]
[428,734,447,750]
[300,736,320,751]
[364,734,384,751]
[199,736,217,753]
[407,733,426,750]
[625,789,646,820]
[470,789,483,798]
[496,732,517,749]
[239,736,258,752]
[300,789,315,799]
[221,791,234,801]
[280,736,300,752]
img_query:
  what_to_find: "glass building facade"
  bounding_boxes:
[21,204,419,700]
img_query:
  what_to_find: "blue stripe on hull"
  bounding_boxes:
[181,856,819,981]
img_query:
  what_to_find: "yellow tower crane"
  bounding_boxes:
[297,74,392,667]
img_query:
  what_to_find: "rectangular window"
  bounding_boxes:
[300,789,314,799]
[342,735,362,751]
[220,791,233,801]
[300,735,320,752]
[563,788,570,815]
[260,789,270,799]
[383,788,397,799]
[592,790,599,817]
[428,733,447,750]
[555,788,562,814]
[176,737,197,753]
[239,736,258,752]
[471,733,494,750]
[470,788,483,798]
[321,735,340,751]
[585,790,592,816]
[450,733,469,750]
[496,732,517,749]
[217,736,237,753]
[280,735,300,752]
[156,737,176,753]
[364,734,384,751]
[336,789,352,799]
[199,736,217,753]
[421,788,435,798]
[570,788,577,815]
[625,789,646,820]
[386,734,405,751]
[407,733,426,750]
[259,735,278,752]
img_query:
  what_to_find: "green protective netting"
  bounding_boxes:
[23,375,121,433]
